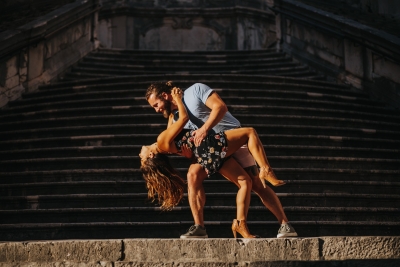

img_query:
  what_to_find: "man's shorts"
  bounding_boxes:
[231,144,256,169]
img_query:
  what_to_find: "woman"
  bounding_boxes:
[140,87,285,238]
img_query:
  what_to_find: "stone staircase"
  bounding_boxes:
[0,49,400,241]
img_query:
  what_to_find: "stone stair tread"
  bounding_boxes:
[2,192,399,201]
[2,113,400,136]
[7,95,388,119]
[36,74,353,90]
[1,133,399,150]
[95,48,278,55]
[1,179,398,190]
[80,56,294,65]
[1,144,398,159]
[3,103,400,127]
[27,80,363,98]
[2,155,400,164]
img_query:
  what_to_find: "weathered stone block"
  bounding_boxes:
[5,84,25,101]
[290,22,343,57]
[4,75,19,89]
[98,19,112,48]
[373,53,400,84]
[344,39,364,77]
[112,16,127,49]
[28,41,44,80]
[0,242,29,262]
[0,92,8,108]
[321,236,400,260]
[0,262,113,267]
[0,56,18,84]
[23,240,122,262]
[123,238,319,263]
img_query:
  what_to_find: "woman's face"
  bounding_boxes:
[139,143,158,165]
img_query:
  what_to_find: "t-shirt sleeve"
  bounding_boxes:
[193,83,213,104]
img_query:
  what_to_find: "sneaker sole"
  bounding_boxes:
[180,235,208,239]
[277,233,298,238]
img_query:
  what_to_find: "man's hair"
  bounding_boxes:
[145,81,176,100]
[140,153,186,210]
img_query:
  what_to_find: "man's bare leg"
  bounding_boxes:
[187,163,208,227]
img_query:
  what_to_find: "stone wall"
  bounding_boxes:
[97,0,276,51]
[0,237,399,266]
[274,0,400,108]
[0,0,100,109]
[346,0,400,15]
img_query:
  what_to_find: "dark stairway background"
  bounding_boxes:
[0,49,400,241]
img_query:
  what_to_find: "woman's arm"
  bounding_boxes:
[157,87,189,152]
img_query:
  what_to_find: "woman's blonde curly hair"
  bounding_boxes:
[140,153,186,210]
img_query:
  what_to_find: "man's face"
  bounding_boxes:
[147,92,172,118]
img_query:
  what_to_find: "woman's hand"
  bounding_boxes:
[171,87,183,104]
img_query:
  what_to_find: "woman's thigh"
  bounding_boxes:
[224,128,253,157]
[218,158,252,188]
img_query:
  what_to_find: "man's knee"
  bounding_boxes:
[187,166,207,188]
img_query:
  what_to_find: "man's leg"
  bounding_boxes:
[187,163,208,226]
[180,163,208,238]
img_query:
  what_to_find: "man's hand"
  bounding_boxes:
[192,126,207,147]
[178,144,193,159]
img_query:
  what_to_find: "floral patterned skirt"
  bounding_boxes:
[175,130,228,176]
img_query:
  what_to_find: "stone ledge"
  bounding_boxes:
[0,237,399,265]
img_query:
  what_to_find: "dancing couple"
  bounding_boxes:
[140,81,297,238]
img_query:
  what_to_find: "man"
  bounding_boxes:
[146,81,297,238]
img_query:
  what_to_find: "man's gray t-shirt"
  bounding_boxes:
[177,83,241,133]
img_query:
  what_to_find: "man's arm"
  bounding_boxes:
[192,92,228,146]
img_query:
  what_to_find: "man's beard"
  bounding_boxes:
[162,99,172,118]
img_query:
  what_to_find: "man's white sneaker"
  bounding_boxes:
[180,225,208,239]
[277,223,298,238]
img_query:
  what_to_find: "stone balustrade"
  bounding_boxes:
[97,0,276,51]
[0,0,100,109]
[273,0,400,108]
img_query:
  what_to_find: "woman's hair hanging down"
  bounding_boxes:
[145,80,176,100]
[140,153,186,210]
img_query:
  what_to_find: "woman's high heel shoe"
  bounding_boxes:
[259,166,286,187]
[231,219,259,238]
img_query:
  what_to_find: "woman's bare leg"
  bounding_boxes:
[224,127,285,187]
[218,158,252,220]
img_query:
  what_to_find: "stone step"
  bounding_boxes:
[1,133,398,151]
[1,192,398,210]
[0,168,398,184]
[1,179,399,196]
[35,74,353,91]
[79,55,295,68]
[0,237,399,265]
[1,155,399,172]
[20,84,370,103]
[1,144,398,160]
[6,102,395,128]
[1,114,399,139]
[67,65,317,77]
[6,91,386,117]
[92,48,281,57]
[0,206,399,224]
[1,221,399,241]
[94,48,279,57]
[12,82,368,106]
